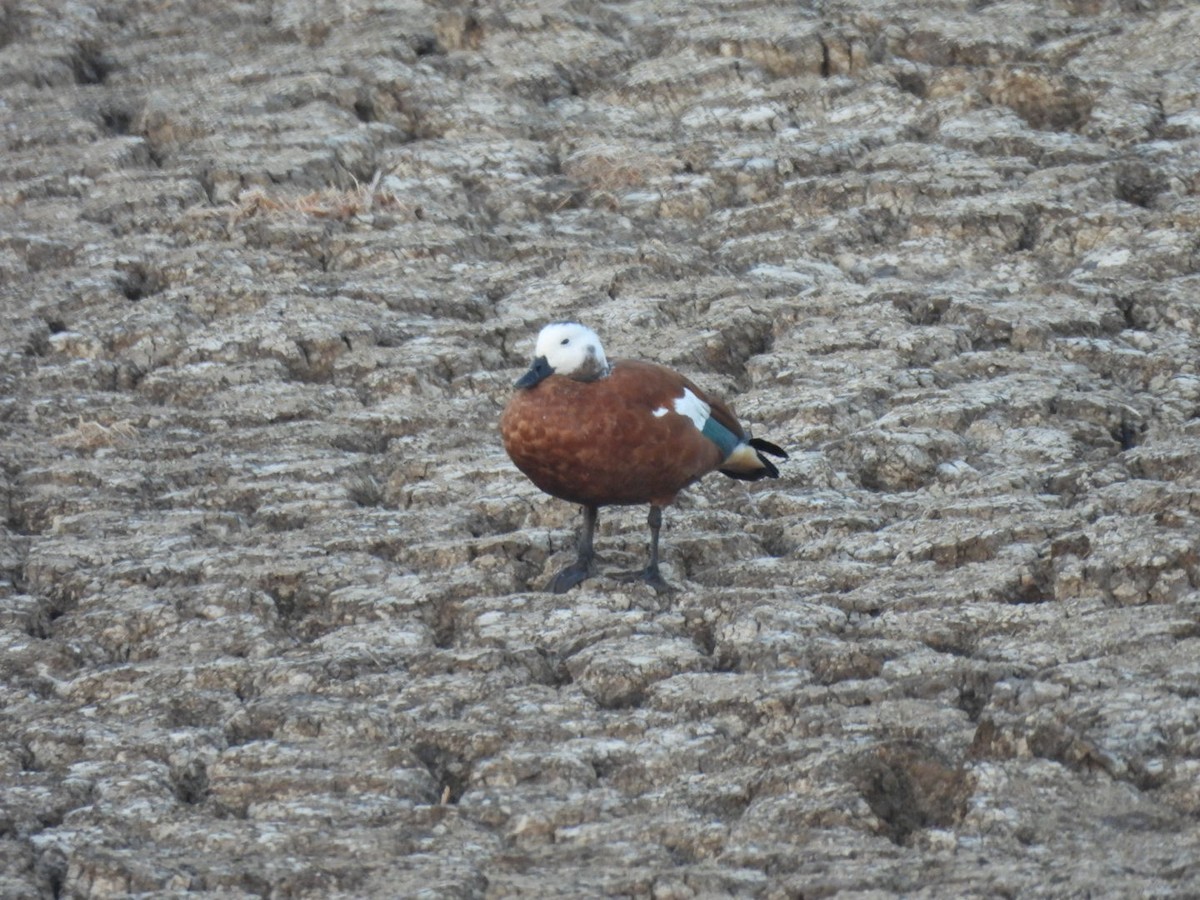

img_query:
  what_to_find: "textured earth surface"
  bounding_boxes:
[3,0,1200,897]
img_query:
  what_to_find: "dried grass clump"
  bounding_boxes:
[52,419,138,450]
[561,144,677,206]
[225,171,411,225]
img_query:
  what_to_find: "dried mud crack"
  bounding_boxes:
[3,0,1200,897]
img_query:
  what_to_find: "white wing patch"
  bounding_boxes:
[651,407,669,418]
[672,388,711,431]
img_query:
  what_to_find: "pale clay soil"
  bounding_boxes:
[3,1,1200,897]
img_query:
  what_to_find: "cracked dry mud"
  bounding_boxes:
[3,0,1200,897]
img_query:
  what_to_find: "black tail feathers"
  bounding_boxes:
[720,437,789,481]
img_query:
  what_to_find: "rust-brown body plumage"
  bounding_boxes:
[501,322,786,593]
[501,359,739,508]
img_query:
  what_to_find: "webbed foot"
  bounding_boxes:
[544,505,599,593]
[548,561,593,593]
[615,565,677,595]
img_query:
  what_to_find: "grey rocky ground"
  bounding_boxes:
[2,0,1200,896]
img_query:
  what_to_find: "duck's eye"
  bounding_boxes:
[560,338,570,345]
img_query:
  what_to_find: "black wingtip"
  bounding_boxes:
[720,445,784,481]
[748,437,788,460]
[719,436,787,481]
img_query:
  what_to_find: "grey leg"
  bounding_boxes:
[617,505,676,594]
[548,505,597,593]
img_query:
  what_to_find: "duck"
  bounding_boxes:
[500,322,786,594]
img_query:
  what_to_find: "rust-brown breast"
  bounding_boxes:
[500,359,741,508]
